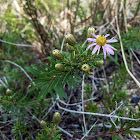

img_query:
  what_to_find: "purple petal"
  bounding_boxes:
[105,34,110,38]
[102,47,106,59]
[91,33,98,38]
[97,46,101,55]
[87,38,96,42]
[107,39,118,43]
[105,45,114,55]
[92,45,100,55]
[96,35,100,38]
[86,43,96,51]
[105,44,117,51]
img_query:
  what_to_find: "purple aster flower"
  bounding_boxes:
[86,33,117,59]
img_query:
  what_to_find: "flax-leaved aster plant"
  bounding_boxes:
[28,27,117,99]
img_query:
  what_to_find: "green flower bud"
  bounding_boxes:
[40,120,47,128]
[65,33,76,46]
[55,63,65,71]
[94,60,104,67]
[66,43,74,52]
[127,24,132,30]
[81,64,90,72]
[87,27,95,38]
[52,49,64,60]
[6,89,12,96]
[53,112,61,125]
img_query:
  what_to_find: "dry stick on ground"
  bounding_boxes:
[81,74,87,134]
[116,0,140,88]
[61,90,73,116]
[80,120,98,140]
[130,48,140,65]
[58,97,96,106]
[57,102,140,121]
[42,100,56,120]
[58,126,73,138]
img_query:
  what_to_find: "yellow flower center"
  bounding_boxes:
[96,35,106,46]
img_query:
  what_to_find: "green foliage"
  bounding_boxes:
[84,84,92,99]
[0,31,34,94]
[27,59,81,99]
[12,120,62,140]
[102,64,128,109]
[87,102,99,113]
[121,27,140,50]
[112,134,123,140]
[109,27,140,65]
[12,120,31,139]
[111,64,128,92]
[37,123,62,140]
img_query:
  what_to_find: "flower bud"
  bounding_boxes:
[65,33,76,46]
[40,120,47,128]
[81,64,90,72]
[52,49,64,60]
[127,24,132,30]
[55,63,65,71]
[94,60,104,67]
[66,43,74,52]
[87,27,95,38]
[6,89,12,96]
[53,112,61,125]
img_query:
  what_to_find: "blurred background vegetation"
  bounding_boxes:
[0,0,140,55]
[0,0,140,139]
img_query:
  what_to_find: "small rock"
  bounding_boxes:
[131,94,140,105]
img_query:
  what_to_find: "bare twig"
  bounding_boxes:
[58,97,96,106]
[0,79,8,89]
[42,100,56,120]
[0,39,35,47]
[81,74,87,133]
[80,120,98,140]
[57,103,140,121]
[25,107,40,123]
[130,48,140,65]
[58,126,73,138]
